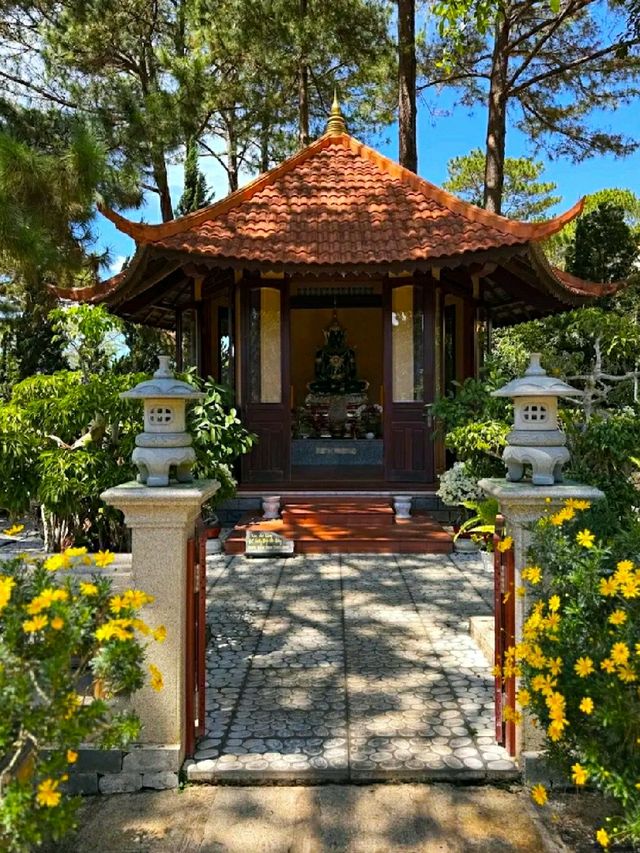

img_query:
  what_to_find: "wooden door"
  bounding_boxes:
[383,278,435,483]
[240,284,291,483]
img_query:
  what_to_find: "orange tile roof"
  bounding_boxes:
[99,132,584,268]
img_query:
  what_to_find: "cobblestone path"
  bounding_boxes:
[186,554,518,783]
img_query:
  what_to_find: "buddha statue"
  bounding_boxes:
[308,311,368,395]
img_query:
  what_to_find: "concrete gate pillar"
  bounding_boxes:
[479,478,604,758]
[101,480,219,756]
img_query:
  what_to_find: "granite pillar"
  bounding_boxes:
[101,480,219,757]
[479,478,604,758]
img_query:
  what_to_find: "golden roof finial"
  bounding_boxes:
[326,88,347,135]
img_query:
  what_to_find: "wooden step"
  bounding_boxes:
[281,501,395,527]
[224,511,452,556]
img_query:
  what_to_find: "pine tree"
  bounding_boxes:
[176,138,212,216]
[443,149,560,220]
[421,1,640,214]
[566,203,638,283]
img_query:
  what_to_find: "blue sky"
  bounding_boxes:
[97,89,640,279]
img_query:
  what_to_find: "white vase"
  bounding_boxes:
[262,496,281,520]
[453,537,480,554]
[393,496,412,519]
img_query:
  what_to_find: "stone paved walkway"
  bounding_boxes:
[186,553,517,783]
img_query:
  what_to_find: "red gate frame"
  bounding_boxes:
[185,519,207,757]
[494,516,517,756]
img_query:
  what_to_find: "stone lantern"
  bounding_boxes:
[491,353,582,486]
[121,355,204,487]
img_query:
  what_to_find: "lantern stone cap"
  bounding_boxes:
[120,355,204,400]
[491,353,582,398]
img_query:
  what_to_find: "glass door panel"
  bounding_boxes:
[248,287,282,403]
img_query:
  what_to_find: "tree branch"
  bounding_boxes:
[510,38,640,96]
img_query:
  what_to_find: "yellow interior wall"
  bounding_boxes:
[290,307,383,408]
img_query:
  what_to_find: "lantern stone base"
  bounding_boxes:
[503,444,570,486]
[132,446,197,487]
[479,478,604,759]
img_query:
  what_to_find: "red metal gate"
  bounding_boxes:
[494,517,517,756]
[185,519,207,757]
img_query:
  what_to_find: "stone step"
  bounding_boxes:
[281,501,395,527]
[224,511,452,556]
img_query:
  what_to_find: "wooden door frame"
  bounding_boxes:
[239,277,291,483]
[383,274,435,483]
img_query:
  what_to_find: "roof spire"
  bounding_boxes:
[326,88,346,135]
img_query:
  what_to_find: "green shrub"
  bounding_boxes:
[445,420,510,479]
[0,548,164,851]
[0,371,256,549]
[500,502,640,848]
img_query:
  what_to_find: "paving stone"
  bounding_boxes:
[199,553,518,783]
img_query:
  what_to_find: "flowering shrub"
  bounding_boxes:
[0,547,165,851]
[497,500,640,849]
[436,461,484,507]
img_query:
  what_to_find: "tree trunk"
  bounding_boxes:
[226,114,239,192]
[151,150,174,222]
[298,0,309,147]
[398,0,417,172]
[483,12,511,215]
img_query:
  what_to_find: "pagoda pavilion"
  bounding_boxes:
[58,101,618,489]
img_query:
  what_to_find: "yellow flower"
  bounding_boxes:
[497,536,513,553]
[149,663,163,692]
[546,657,563,676]
[608,609,627,626]
[548,595,561,612]
[547,719,568,741]
[565,499,591,511]
[123,589,154,609]
[532,673,557,695]
[616,559,634,577]
[576,529,596,548]
[44,553,71,572]
[600,658,616,674]
[94,550,115,568]
[109,595,128,614]
[67,750,78,764]
[36,778,61,808]
[579,697,594,715]
[27,588,64,614]
[621,577,640,599]
[0,576,16,612]
[95,619,134,642]
[571,763,588,785]
[130,618,151,636]
[596,828,610,848]
[611,642,630,665]
[550,507,574,526]
[153,625,167,643]
[65,546,88,557]
[544,613,561,632]
[23,615,48,633]
[516,688,531,708]
[574,657,594,678]
[617,666,637,683]
[516,586,526,598]
[531,784,548,806]
[3,523,24,536]
[79,582,98,596]
[522,565,542,584]
[50,616,64,630]
[599,577,618,597]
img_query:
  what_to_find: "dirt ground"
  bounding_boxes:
[63,782,570,853]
